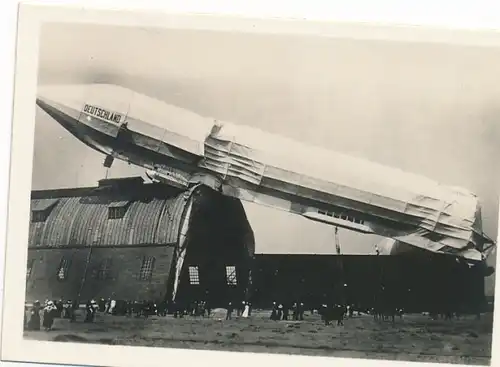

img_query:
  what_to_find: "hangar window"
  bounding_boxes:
[96,258,112,280]
[188,266,200,285]
[226,266,237,286]
[32,211,48,222]
[108,201,131,220]
[139,256,155,280]
[56,257,70,281]
[31,198,59,223]
[26,259,35,279]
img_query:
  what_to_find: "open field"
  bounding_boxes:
[24,310,494,365]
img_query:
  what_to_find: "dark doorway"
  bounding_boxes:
[174,186,254,309]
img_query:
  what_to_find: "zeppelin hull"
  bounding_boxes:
[36,83,495,264]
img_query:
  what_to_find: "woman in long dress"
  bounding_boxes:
[27,301,41,330]
[242,302,250,318]
[42,301,57,331]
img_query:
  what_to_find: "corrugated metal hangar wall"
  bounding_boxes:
[25,177,255,308]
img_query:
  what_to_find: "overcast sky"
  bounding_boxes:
[32,22,499,286]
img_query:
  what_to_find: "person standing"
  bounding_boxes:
[236,301,243,317]
[336,304,344,326]
[27,301,41,330]
[84,301,96,323]
[299,302,305,320]
[42,301,57,331]
[105,298,111,313]
[283,303,289,321]
[321,303,329,325]
[62,301,70,319]
[242,302,250,318]
[205,300,212,318]
[98,298,106,313]
[226,301,233,320]
[277,303,283,320]
[109,298,117,315]
[270,302,278,320]
[70,300,78,322]
[292,302,298,321]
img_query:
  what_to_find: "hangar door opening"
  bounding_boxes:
[173,186,255,309]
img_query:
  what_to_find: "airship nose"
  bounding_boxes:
[37,84,86,110]
[36,84,89,121]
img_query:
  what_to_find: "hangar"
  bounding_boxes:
[25,176,491,313]
[251,252,488,313]
[25,177,255,308]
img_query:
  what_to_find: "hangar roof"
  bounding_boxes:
[28,178,190,248]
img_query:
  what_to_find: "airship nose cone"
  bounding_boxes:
[36,84,91,122]
[37,83,137,121]
[36,85,56,110]
[37,84,86,110]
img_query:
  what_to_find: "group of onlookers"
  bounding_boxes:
[24,300,66,331]
[225,300,252,320]
[270,301,306,321]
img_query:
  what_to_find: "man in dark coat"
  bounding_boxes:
[84,301,96,323]
[299,302,305,320]
[226,301,233,320]
[270,302,278,320]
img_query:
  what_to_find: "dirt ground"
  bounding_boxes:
[24,310,494,365]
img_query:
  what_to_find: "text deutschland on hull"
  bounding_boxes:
[35,83,496,265]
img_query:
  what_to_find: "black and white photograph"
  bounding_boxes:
[2,4,500,367]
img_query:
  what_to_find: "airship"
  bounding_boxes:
[35,83,496,266]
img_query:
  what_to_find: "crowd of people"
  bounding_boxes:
[224,300,252,320]
[265,301,407,326]
[25,293,477,333]
[23,297,223,330]
[269,301,306,321]
[24,300,62,331]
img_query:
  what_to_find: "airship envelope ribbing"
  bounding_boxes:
[35,83,496,265]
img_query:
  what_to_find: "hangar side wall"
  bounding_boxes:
[26,248,89,303]
[26,246,176,302]
[251,254,486,313]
